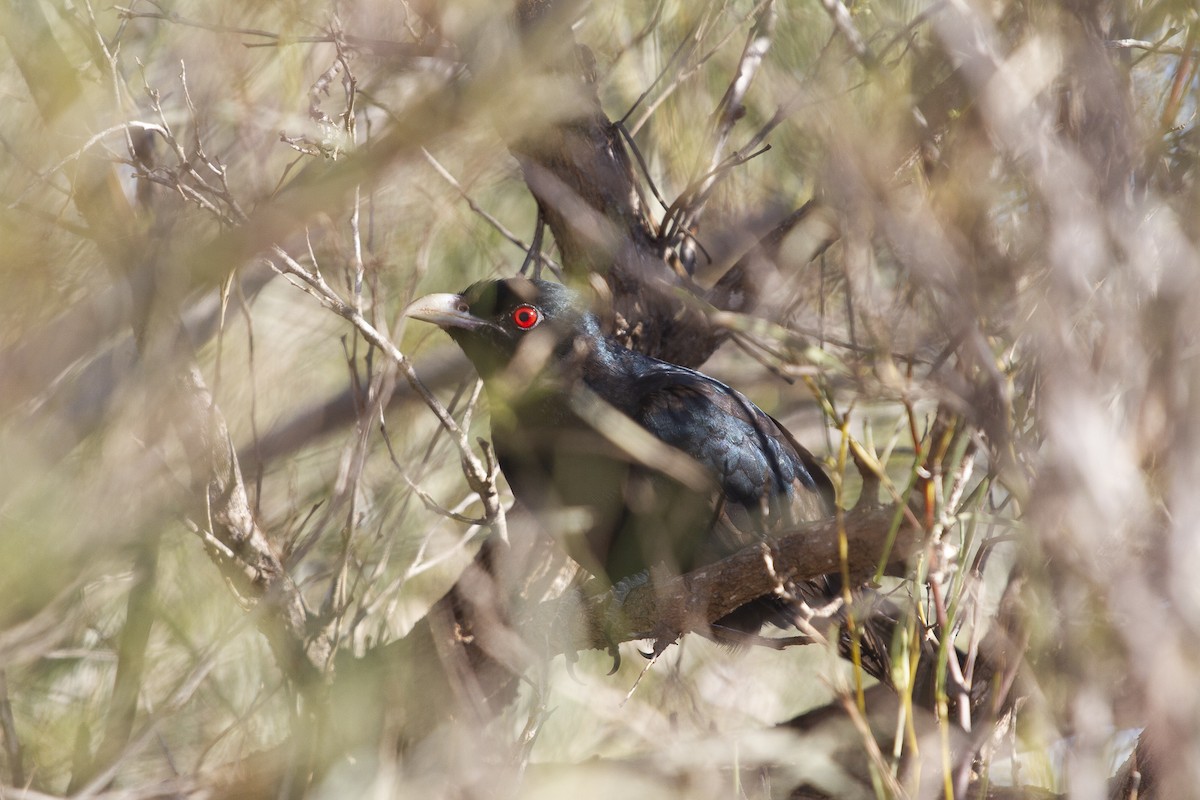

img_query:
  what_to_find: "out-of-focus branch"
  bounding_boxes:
[116,6,461,66]
[704,200,840,323]
[84,535,160,790]
[239,347,467,472]
[3,0,328,692]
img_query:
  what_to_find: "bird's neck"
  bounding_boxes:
[485,333,641,432]
[579,338,644,415]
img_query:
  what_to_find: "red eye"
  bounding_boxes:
[511,305,541,330]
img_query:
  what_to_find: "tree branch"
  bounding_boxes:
[538,503,918,653]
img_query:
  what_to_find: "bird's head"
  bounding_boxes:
[405,278,598,383]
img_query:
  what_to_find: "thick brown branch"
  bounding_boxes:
[542,503,918,652]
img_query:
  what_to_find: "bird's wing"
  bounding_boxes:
[631,363,835,543]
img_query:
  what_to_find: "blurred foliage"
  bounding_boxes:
[1,0,1199,797]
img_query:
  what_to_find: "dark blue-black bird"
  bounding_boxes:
[406,277,844,645]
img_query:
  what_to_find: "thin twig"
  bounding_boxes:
[627,0,773,136]
[421,148,563,274]
[668,0,777,261]
[817,0,877,69]
[269,246,507,545]
[1107,38,1185,56]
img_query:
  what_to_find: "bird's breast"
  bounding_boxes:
[490,413,719,584]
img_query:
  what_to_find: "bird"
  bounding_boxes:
[405,277,851,650]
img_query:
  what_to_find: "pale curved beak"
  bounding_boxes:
[403,293,484,330]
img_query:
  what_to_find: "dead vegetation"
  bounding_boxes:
[1,1,1197,797]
